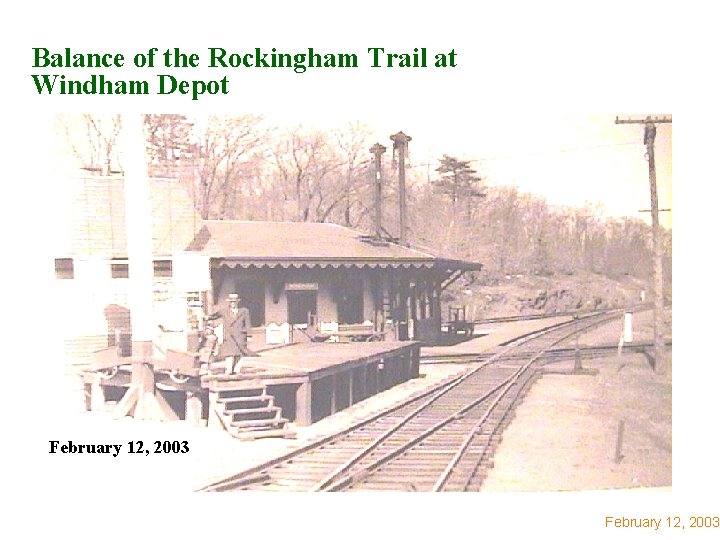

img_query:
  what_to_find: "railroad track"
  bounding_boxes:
[421,342,671,365]
[471,306,633,325]
[198,310,620,493]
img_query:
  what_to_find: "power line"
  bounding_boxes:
[478,141,643,161]
[409,141,642,170]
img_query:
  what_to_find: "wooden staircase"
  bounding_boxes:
[207,377,294,441]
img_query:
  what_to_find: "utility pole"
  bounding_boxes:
[615,115,671,375]
[370,143,387,239]
[390,131,412,245]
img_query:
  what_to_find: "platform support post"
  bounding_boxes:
[132,359,156,420]
[348,368,352,407]
[330,374,338,415]
[186,391,203,425]
[90,377,105,412]
[359,366,367,399]
[207,391,223,429]
[366,362,379,395]
[154,389,180,421]
[411,346,420,379]
[357,367,367,402]
[296,380,313,426]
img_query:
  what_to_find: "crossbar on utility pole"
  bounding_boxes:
[615,115,672,125]
[615,114,671,375]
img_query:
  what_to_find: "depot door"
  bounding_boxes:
[337,279,364,324]
[287,290,317,325]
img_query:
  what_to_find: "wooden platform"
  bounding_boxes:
[85,341,421,429]
[222,341,421,426]
[239,341,418,381]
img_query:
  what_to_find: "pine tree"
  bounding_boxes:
[144,114,196,178]
[433,154,484,205]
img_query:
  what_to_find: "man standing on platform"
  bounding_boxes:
[211,293,256,374]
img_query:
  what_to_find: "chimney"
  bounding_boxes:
[390,131,412,245]
[369,143,386,239]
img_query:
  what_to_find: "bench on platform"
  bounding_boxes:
[336,323,379,342]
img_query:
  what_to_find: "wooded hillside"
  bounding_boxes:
[58,113,671,316]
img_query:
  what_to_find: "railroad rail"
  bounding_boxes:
[472,305,649,325]
[421,341,672,366]
[198,310,620,492]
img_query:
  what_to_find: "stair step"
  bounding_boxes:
[231,428,295,441]
[218,396,274,411]
[225,404,275,414]
[224,407,282,422]
[230,417,290,429]
[204,372,265,382]
[225,405,278,416]
[216,388,266,398]
[233,422,289,433]
[205,378,267,392]
[224,401,275,412]
[219,395,273,406]
[208,377,293,441]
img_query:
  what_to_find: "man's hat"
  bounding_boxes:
[228,293,239,301]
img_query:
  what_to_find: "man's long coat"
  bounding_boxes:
[217,306,252,357]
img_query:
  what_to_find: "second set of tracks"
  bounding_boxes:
[200,311,620,492]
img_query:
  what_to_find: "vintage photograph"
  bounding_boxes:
[49,112,672,493]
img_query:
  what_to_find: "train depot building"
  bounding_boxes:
[188,219,481,346]
[55,175,481,437]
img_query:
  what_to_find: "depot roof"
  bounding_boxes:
[187,220,482,271]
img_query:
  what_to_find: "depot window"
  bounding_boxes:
[111,259,129,279]
[153,260,173,278]
[55,258,74,279]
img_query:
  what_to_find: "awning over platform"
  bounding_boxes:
[186,220,482,272]
[212,259,466,270]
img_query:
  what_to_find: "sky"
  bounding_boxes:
[259,111,673,227]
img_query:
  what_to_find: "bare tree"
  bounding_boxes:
[270,127,343,222]
[484,185,521,276]
[333,122,372,226]
[58,114,123,174]
[144,114,196,178]
[193,115,268,219]
[521,196,552,275]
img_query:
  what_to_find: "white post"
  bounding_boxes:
[120,114,155,348]
[119,115,158,418]
[623,312,633,343]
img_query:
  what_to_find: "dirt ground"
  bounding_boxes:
[482,309,671,491]
[482,352,672,491]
